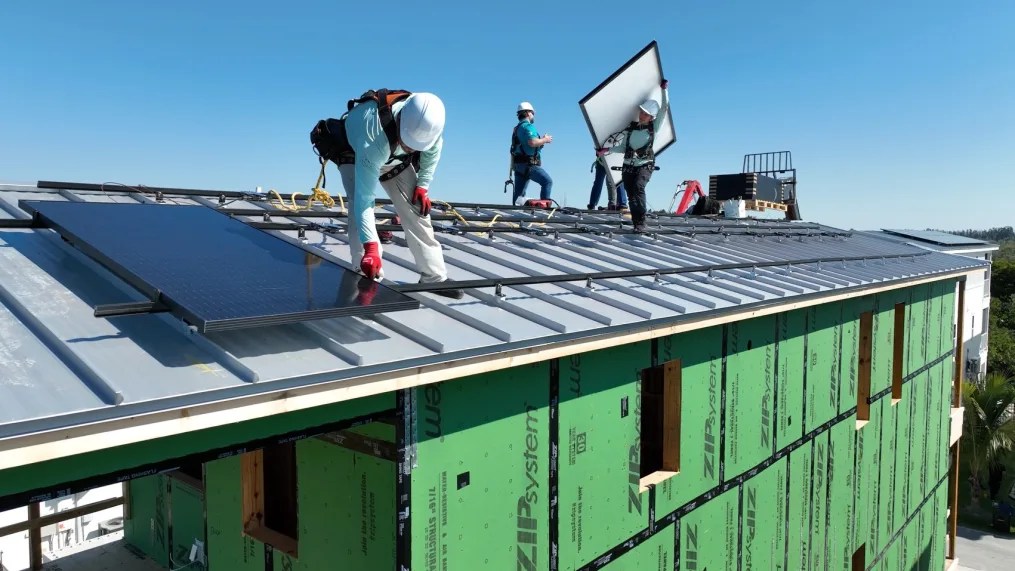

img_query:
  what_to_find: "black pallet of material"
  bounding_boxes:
[708,173,783,202]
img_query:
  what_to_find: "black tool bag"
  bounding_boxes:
[691,196,723,216]
[310,118,355,164]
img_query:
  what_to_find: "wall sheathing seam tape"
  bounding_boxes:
[736,484,744,571]
[772,314,780,459]
[395,390,411,571]
[864,473,949,570]
[719,324,729,484]
[550,359,560,571]
[263,543,274,571]
[802,310,809,440]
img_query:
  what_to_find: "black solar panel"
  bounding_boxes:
[21,201,419,331]
[882,229,987,247]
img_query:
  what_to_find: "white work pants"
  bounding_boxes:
[338,163,448,283]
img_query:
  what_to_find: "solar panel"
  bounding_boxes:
[579,41,676,188]
[21,201,419,332]
[882,229,988,247]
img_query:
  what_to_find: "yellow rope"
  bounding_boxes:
[268,160,338,212]
[527,208,556,227]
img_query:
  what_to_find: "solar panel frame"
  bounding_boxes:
[19,200,420,332]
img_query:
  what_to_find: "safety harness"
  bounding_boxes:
[510,121,542,166]
[310,88,420,176]
[622,120,655,163]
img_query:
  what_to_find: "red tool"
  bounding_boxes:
[670,180,705,215]
[523,199,554,209]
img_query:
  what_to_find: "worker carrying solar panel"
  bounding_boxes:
[310,89,463,299]
[596,79,669,233]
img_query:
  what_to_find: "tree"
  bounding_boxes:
[988,296,1015,378]
[992,262,1015,301]
[961,374,1015,500]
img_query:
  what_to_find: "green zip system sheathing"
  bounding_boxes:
[123,473,206,569]
[393,282,959,571]
[681,488,739,570]
[204,434,396,571]
[0,393,395,509]
[410,362,552,571]
[124,474,170,568]
[652,328,723,522]
[607,522,673,570]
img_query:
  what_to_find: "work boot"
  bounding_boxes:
[606,202,617,211]
[632,223,647,234]
[619,205,630,213]
[424,278,464,300]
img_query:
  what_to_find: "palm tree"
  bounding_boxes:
[961,373,1015,500]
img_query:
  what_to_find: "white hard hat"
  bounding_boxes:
[639,99,660,118]
[399,93,445,151]
[517,101,534,113]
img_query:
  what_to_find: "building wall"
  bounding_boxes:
[956,251,992,381]
[200,424,397,571]
[124,474,204,569]
[119,280,959,570]
[401,280,958,570]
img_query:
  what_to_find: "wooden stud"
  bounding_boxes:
[662,360,681,473]
[241,450,265,533]
[892,302,906,401]
[857,311,873,422]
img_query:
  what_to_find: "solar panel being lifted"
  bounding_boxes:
[20,201,420,332]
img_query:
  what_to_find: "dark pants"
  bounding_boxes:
[588,161,628,209]
[622,164,653,225]
[512,163,552,203]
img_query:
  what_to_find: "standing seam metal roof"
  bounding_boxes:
[0,183,987,438]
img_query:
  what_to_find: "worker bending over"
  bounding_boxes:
[597,79,669,233]
[509,102,553,205]
[310,89,463,299]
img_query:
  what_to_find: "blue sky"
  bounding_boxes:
[1,1,1012,231]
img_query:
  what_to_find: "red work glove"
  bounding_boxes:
[596,148,609,157]
[661,79,668,89]
[412,186,432,216]
[360,241,382,279]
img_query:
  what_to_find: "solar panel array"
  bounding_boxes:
[882,229,987,247]
[21,201,418,332]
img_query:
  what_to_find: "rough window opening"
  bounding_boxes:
[170,459,205,490]
[241,443,299,557]
[857,311,873,427]
[892,302,906,403]
[639,359,681,487]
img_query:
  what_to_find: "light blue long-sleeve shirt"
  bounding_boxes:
[344,99,442,243]
[607,88,669,166]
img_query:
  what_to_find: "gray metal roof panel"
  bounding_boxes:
[0,184,990,436]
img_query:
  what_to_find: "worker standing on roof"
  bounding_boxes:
[587,153,628,211]
[597,79,669,233]
[310,89,463,299]
[509,102,553,206]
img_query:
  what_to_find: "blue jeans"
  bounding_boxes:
[512,164,552,203]
[588,161,627,208]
